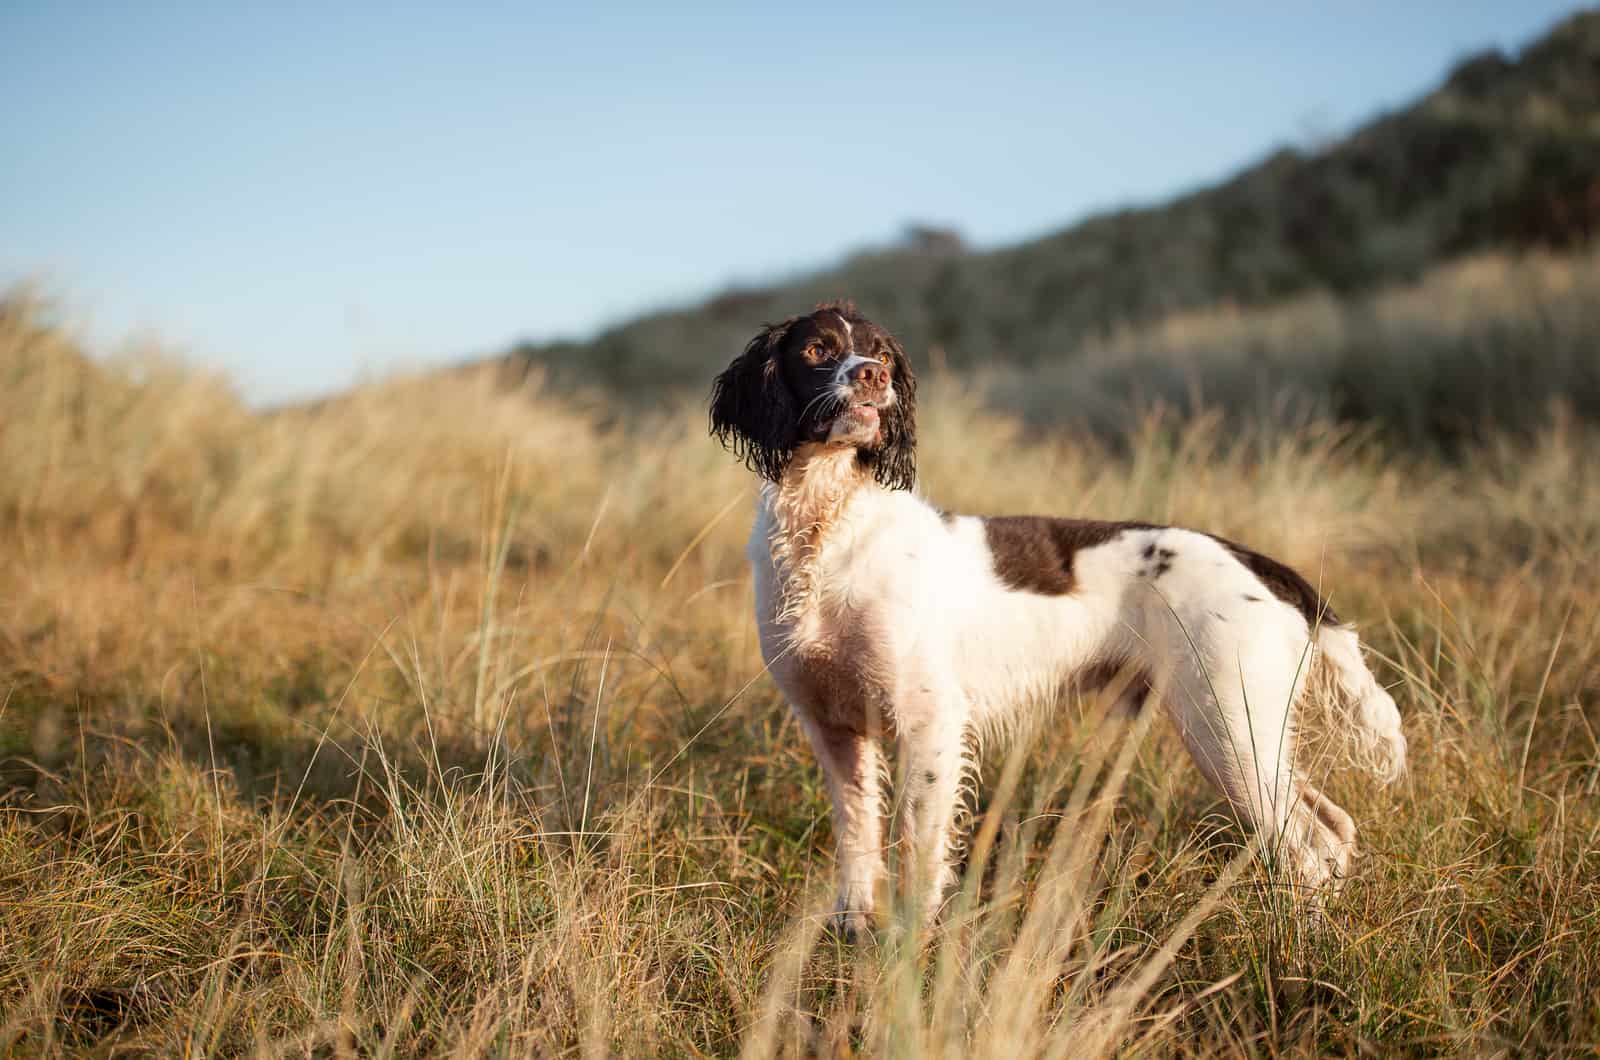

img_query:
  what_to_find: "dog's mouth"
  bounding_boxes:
[813,395,884,444]
[840,399,881,425]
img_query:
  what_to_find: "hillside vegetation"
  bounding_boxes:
[992,248,1600,445]
[503,11,1600,441]
[3,293,1598,1054]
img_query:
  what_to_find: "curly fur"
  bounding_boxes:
[710,301,916,492]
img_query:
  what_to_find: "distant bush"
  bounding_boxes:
[985,251,1600,449]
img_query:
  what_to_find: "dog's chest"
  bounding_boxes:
[755,533,901,732]
[750,483,923,733]
[766,599,895,734]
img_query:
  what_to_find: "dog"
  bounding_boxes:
[710,302,1407,933]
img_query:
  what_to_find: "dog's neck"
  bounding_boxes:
[763,445,875,616]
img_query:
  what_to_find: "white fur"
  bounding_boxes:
[746,446,1406,930]
[830,353,873,386]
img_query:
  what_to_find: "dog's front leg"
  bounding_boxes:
[797,716,886,937]
[897,685,968,926]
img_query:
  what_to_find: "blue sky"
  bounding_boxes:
[2,2,1584,403]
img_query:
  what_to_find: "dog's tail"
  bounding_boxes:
[1311,623,1407,784]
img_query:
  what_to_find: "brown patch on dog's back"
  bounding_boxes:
[981,514,1339,625]
[983,517,1157,595]
[1208,533,1341,626]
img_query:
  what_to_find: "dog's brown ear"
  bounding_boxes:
[710,321,799,482]
[867,332,917,491]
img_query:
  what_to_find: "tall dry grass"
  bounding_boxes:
[990,249,1600,447]
[2,289,1598,1055]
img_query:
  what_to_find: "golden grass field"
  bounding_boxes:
[2,276,1598,1055]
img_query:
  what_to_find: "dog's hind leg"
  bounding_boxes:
[1163,623,1355,890]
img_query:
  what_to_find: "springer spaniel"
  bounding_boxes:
[710,302,1406,933]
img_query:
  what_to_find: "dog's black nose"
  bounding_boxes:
[849,361,889,391]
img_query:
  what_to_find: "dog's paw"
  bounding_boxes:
[827,896,876,944]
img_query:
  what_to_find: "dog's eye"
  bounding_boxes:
[875,349,892,364]
[804,342,825,361]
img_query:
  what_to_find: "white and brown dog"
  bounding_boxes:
[711,302,1406,933]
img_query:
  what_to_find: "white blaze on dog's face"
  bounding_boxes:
[709,301,918,490]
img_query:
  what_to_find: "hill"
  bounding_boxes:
[501,11,1600,397]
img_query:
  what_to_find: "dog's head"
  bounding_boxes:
[709,302,917,490]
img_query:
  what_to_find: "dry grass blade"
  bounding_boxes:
[2,287,1598,1054]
